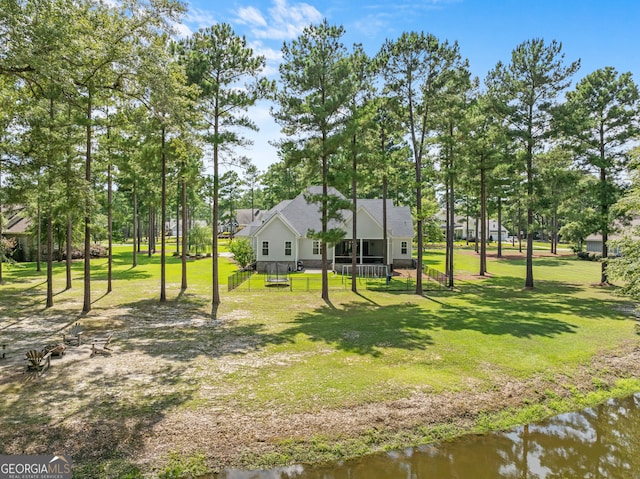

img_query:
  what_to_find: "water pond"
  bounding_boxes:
[208,394,640,478]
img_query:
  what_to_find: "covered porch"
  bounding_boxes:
[333,239,386,265]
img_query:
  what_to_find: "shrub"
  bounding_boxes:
[577,251,601,261]
[229,238,256,268]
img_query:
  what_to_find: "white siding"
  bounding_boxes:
[391,237,413,261]
[256,217,297,262]
[343,210,383,239]
[299,238,322,260]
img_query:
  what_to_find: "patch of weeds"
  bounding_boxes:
[310,434,345,457]
[73,459,142,479]
[418,423,460,443]
[592,377,610,391]
[363,428,384,446]
[475,403,550,433]
[159,452,209,479]
[238,450,292,470]
[614,378,640,393]
[543,390,567,412]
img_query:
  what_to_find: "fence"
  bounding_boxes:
[228,269,256,291]
[423,264,449,289]
[230,269,449,293]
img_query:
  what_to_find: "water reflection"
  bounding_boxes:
[213,394,640,479]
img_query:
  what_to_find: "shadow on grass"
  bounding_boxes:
[111,274,625,362]
[0,359,195,477]
[280,302,434,357]
[456,275,628,322]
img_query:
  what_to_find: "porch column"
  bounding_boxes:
[387,236,391,267]
[359,238,363,264]
[331,243,335,269]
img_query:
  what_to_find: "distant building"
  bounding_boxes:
[438,214,511,241]
[2,205,35,261]
[586,216,640,256]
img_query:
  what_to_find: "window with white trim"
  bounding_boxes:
[262,241,269,256]
[401,241,408,255]
[312,240,321,255]
[284,241,292,256]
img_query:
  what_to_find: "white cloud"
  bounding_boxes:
[237,6,268,27]
[171,22,193,39]
[249,40,282,62]
[183,8,218,31]
[234,0,323,41]
[352,13,391,40]
[248,40,282,77]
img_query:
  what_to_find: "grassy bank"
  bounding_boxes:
[0,244,639,477]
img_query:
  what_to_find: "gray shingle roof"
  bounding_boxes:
[238,187,413,239]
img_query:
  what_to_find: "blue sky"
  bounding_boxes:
[179,0,640,173]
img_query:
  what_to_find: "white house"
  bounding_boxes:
[236,186,414,272]
[586,216,640,256]
[439,214,511,241]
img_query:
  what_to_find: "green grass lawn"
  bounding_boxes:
[1,243,639,475]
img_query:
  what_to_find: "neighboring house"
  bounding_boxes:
[235,208,264,231]
[237,186,414,272]
[439,214,511,241]
[2,205,35,261]
[586,216,640,256]
[165,219,208,237]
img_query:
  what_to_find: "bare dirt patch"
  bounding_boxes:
[2,301,640,476]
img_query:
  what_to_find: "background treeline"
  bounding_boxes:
[1,1,639,306]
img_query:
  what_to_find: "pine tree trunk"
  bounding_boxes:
[107,157,112,294]
[600,166,609,284]
[497,195,503,258]
[46,213,53,308]
[321,146,329,302]
[524,117,534,289]
[351,134,357,293]
[480,157,487,276]
[444,182,450,277]
[46,99,54,307]
[160,126,166,302]
[447,169,455,288]
[82,91,92,313]
[65,128,72,290]
[212,107,221,306]
[415,153,423,296]
[132,183,138,267]
[382,175,388,268]
[176,189,180,255]
[36,193,41,272]
[181,168,188,290]
[82,90,92,313]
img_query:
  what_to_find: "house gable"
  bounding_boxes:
[343,206,384,240]
[254,213,300,264]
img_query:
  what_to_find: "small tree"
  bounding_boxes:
[188,223,210,257]
[229,237,255,269]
